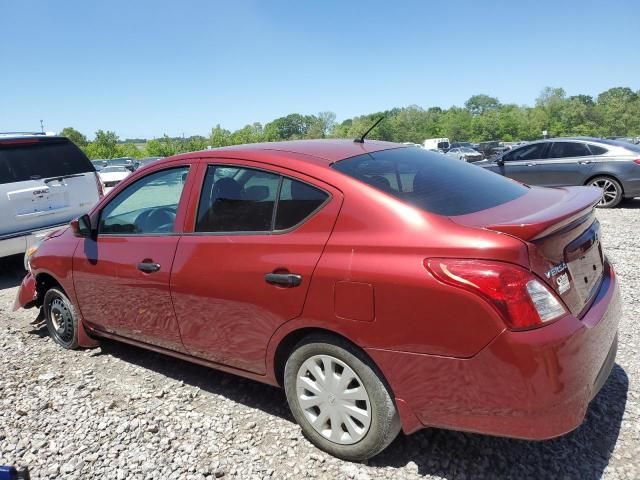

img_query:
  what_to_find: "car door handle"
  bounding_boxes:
[578,160,592,165]
[137,261,161,273]
[264,272,302,287]
[525,163,537,167]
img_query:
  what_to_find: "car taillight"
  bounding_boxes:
[94,172,105,198]
[425,258,567,330]
[634,159,640,165]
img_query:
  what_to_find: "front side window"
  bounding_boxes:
[195,165,329,233]
[503,143,547,162]
[548,142,591,158]
[100,167,189,234]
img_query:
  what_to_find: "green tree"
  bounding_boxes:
[465,94,500,115]
[84,130,120,159]
[59,127,88,147]
[209,124,232,147]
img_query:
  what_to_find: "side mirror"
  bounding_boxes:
[71,214,93,238]
[495,157,505,166]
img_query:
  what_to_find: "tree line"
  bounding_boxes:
[60,86,640,160]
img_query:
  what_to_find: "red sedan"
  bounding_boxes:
[14,140,620,460]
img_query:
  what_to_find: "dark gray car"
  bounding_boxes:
[476,137,640,207]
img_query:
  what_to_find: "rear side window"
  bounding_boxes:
[548,142,591,158]
[588,145,608,155]
[0,139,94,185]
[332,147,527,216]
[276,178,328,230]
[195,166,329,233]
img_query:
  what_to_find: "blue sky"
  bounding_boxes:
[1,0,638,139]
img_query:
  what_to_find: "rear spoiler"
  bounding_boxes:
[486,186,602,241]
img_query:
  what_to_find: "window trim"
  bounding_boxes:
[98,165,191,237]
[190,163,332,236]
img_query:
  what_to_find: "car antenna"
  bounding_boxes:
[353,116,385,143]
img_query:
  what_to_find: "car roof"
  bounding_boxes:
[171,139,404,167]
[0,134,69,144]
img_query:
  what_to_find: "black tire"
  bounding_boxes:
[589,176,623,208]
[43,288,79,349]
[284,334,400,461]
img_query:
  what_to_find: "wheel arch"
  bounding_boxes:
[271,327,395,396]
[34,272,65,307]
[584,173,625,195]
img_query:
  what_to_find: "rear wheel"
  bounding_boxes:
[590,176,623,208]
[43,288,79,349]
[284,335,400,461]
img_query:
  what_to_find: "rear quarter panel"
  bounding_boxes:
[277,179,530,358]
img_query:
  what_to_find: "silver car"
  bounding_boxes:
[477,137,640,207]
[445,147,484,163]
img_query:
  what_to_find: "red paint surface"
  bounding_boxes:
[15,140,621,440]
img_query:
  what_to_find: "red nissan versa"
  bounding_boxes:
[14,140,621,460]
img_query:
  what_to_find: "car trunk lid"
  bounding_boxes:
[450,186,604,316]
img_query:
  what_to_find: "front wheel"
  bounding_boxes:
[43,288,79,349]
[590,176,623,208]
[284,335,400,461]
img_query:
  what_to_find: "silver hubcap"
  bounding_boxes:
[296,354,371,445]
[50,298,73,343]
[592,179,618,206]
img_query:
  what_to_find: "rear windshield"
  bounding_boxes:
[332,147,528,216]
[0,139,94,185]
[598,138,640,153]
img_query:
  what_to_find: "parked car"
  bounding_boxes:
[476,141,502,159]
[0,133,102,259]
[98,165,131,193]
[423,137,450,152]
[135,156,164,170]
[91,159,107,171]
[445,147,483,162]
[15,140,620,461]
[106,157,136,172]
[449,141,474,149]
[606,136,637,144]
[477,137,640,207]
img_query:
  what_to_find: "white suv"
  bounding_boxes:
[0,133,103,258]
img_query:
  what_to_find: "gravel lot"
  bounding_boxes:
[1,202,639,479]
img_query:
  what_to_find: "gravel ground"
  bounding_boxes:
[1,202,639,479]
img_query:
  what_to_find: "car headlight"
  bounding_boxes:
[24,241,42,272]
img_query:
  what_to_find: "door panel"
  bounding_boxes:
[497,142,549,185]
[170,165,342,375]
[72,165,192,351]
[536,142,595,186]
[73,236,184,350]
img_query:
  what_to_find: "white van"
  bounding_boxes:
[0,134,103,258]
[423,137,450,152]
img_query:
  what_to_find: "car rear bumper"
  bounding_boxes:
[367,261,621,439]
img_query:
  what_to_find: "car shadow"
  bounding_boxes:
[93,339,627,479]
[0,254,26,290]
[621,198,640,209]
[97,339,293,421]
[371,364,628,479]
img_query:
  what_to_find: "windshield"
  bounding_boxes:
[332,147,528,216]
